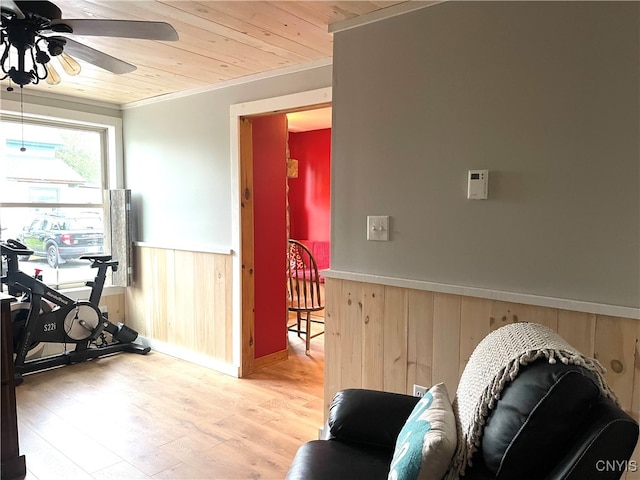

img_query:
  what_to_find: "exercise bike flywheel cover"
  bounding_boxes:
[64,301,102,341]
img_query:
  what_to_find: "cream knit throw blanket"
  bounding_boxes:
[444,322,617,479]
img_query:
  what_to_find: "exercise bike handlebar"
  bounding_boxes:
[1,239,34,257]
[79,255,119,272]
[2,239,118,278]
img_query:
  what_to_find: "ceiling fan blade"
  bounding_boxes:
[49,19,179,41]
[52,37,136,74]
[1,0,26,19]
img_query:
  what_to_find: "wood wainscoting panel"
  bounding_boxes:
[340,281,364,390]
[155,247,176,343]
[216,253,234,363]
[489,301,558,333]
[323,277,345,413]
[101,293,125,324]
[594,315,640,415]
[362,283,385,390]
[127,246,154,339]
[432,293,461,395]
[173,250,195,349]
[459,296,492,379]
[126,246,234,366]
[383,286,408,394]
[406,289,434,395]
[324,277,640,432]
[125,245,151,336]
[557,310,597,358]
[594,315,640,480]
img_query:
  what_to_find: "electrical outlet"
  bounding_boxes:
[413,384,428,397]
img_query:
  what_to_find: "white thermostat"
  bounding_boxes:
[467,170,489,200]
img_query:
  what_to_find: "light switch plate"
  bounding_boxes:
[367,215,389,241]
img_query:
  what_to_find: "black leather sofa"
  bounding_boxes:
[287,359,639,480]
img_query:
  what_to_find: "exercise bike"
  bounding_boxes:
[1,238,150,384]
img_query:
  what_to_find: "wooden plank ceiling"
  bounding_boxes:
[2,1,408,106]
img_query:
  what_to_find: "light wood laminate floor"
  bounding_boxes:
[15,332,324,480]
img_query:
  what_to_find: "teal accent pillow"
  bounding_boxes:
[388,383,457,480]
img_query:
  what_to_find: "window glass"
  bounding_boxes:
[1,116,108,288]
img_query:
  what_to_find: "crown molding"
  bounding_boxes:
[121,57,333,110]
[329,0,443,34]
[0,57,332,111]
[0,88,122,111]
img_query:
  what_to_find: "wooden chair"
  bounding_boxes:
[286,239,324,354]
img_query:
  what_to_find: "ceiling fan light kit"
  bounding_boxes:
[56,50,81,76]
[1,0,178,89]
[44,58,61,85]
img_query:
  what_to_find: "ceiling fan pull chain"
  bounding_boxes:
[19,86,26,152]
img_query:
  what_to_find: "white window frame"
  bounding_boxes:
[1,96,124,294]
[0,97,123,188]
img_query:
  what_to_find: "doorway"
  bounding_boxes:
[229,87,332,377]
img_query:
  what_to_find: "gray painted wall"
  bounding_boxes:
[331,2,639,307]
[122,65,332,249]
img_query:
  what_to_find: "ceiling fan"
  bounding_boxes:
[0,0,178,88]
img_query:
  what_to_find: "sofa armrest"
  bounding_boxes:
[545,397,639,480]
[328,389,420,449]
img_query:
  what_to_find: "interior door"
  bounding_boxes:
[249,114,289,362]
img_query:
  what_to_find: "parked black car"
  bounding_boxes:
[18,213,105,268]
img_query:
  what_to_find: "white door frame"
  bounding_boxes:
[229,87,332,375]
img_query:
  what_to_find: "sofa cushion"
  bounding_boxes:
[296,239,330,281]
[286,440,393,480]
[329,389,420,449]
[310,240,330,270]
[388,383,457,480]
[480,360,601,479]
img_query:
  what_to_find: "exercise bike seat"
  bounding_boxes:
[79,254,112,262]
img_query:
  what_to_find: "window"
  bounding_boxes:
[1,115,109,288]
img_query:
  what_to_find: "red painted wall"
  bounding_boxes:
[252,115,288,359]
[288,128,331,242]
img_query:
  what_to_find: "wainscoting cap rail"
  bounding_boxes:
[322,269,640,320]
[134,241,233,255]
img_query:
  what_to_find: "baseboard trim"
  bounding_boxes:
[253,349,288,371]
[137,336,240,377]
